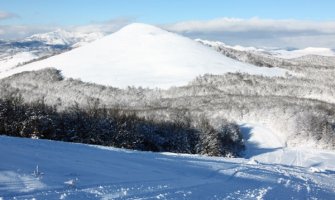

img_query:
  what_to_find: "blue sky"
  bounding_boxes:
[1,0,335,48]
[1,0,335,25]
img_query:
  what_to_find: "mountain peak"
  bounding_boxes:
[111,23,170,39]
[118,23,166,33]
[2,23,289,89]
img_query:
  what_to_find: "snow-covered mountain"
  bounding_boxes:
[1,23,335,199]
[24,29,104,47]
[0,29,104,72]
[0,23,288,89]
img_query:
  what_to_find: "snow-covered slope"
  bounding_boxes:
[1,136,335,199]
[0,52,37,73]
[0,23,288,89]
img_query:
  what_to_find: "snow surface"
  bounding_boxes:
[0,23,289,89]
[240,123,335,170]
[1,124,335,199]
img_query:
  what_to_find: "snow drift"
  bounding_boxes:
[0,23,288,89]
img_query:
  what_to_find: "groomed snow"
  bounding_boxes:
[1,135,335,199]
[0,23,289,89]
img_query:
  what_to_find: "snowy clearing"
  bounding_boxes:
[1,130,335,199]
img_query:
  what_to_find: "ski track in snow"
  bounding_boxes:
[1,132,335,199]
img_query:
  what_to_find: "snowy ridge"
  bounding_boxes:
[273,47,335,59]
[0,23,289,89]
[195,39,264,52]
[1,136,335,199]
[196,39,335,59]
[24,29,104,46]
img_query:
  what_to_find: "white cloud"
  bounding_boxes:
[1,16,335,48]
[71,18,133,34]
[162,18,335,48]
[0,25,56,39]
[0,11,18,20]
[0,18,133,40]
[163,17,335,34]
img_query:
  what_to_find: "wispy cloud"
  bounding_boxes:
[0,25,56,39]
[0,11,19,20]
[0,18,133,40]
[164,17,335,34]
[71,18,134,33]
[162,18,335,48]
[1,16,335,48]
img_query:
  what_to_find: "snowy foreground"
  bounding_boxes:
[1,126,335,200]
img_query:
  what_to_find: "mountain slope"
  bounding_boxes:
[0,23,288,89]
[1,136,335,199]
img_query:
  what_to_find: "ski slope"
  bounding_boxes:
[0,23,288,89]
[1,134,335,199]
[240,123,335,170]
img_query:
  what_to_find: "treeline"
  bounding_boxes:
[0,94,244,157]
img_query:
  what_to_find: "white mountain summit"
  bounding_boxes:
[0,23,288,88]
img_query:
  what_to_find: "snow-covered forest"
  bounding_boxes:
[1,50,334,151]
[0,92,244,157]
